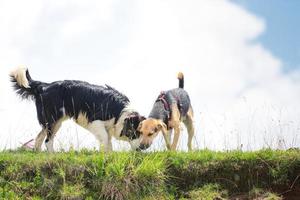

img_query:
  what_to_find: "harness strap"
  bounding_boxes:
[156,92,170,112]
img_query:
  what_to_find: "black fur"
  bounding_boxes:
[149,100,170,125]
[178,75,184,89]
[121,113,146,140]
[10,69,144,141]
[149,89,191,125]
[10,69,36,100]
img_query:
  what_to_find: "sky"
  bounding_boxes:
[0,0,299,151]
[233,0,300,71]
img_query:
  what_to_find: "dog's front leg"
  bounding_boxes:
[99,139,111,152]
[106,134,113,152]
[171,126,180,151]
[169,104,181,151]
[87,120,112,152]
[96,133,112,152]
[98,131,112,152]
[162,129,171,150]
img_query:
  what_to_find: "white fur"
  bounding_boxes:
[60,107,66,116]
[85,105,142,151]
[45,138,54,152]
[87,120,113,152]
[10,66,30,88]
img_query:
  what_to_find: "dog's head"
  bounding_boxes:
[121,113,146,149]
[137,118,167,150]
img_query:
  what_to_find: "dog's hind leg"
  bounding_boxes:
[45,120,63,152]
[183,107,194,151]
[34,128,47,151]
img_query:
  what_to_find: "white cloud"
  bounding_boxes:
[0,0,299,151]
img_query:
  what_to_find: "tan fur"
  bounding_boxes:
[137,72,194,151]
[138,104,194,151]
[177,72,184,80]
[48,117,68,151]
[75,112,89,128]
[51,117,66,135]
[34,116,67,152]
[183,107,194,151]
[10,66,30,88]
[169,104,181,150]
[34,129,47,151]
[138,118,169,148]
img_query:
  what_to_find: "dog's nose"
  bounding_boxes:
[138,143,150,150]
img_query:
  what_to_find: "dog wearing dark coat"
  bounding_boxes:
[10,67,146,152]
[137,72,194,151]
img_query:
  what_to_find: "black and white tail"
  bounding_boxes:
[177,72,184,89]
[10,67,36,100]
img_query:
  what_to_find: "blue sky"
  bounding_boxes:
[234,0,300,71]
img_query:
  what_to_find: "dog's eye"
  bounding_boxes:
[148,133,154,137]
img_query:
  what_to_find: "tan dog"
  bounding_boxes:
[137,72,194,151]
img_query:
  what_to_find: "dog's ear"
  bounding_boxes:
[157,121,167,132]
[131,115,145,130]
[135,115,146,132]
[120,119,128,136]
[121,114,145,137]
[120,118,130,137]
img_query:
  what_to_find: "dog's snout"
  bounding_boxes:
[138,143,150,150]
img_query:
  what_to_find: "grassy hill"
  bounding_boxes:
[0,149,299,199]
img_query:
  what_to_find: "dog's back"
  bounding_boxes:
[164,72,192,117]
[165,88,191,117]
[10,67,130,127]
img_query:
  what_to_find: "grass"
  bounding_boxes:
[0,149,299,199]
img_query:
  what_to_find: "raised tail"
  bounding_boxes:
[177,72,184,89]
[10,67,36,100]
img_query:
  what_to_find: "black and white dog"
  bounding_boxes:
[10,67,146,152]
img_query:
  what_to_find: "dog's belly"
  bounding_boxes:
[74,112,116,136]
